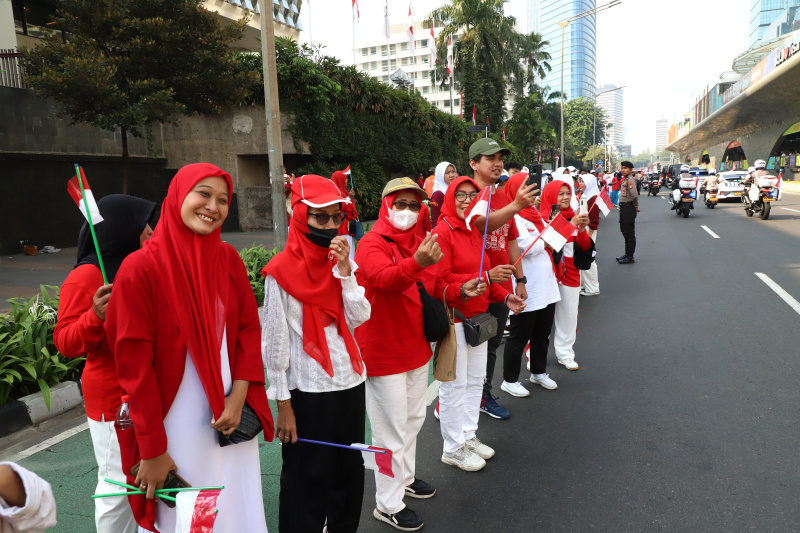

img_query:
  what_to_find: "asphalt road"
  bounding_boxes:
[4,192,800,532]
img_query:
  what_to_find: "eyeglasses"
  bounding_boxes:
[392,201,421,212]
[454,191,479,201]
[307,212,345,225]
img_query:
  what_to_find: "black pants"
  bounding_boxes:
[483,302,510,395]
[503,303,557,381]
[619,203,637,257]
[279,383,365,533]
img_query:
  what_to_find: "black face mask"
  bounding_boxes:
[305,226,338,248]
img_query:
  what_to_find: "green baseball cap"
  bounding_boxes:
[469,138,512,159]
[382,177,428,200]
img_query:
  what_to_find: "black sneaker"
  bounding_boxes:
[373,507,423,531]
[405,479,436,499]
[618,256,635,264]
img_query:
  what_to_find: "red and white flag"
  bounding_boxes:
[175,489,221,533]
[593,188,614,216]
[407,5,415,54]
[382,0,390,39]
[352,0,359,22]
[351,443,394,477]
[342,165,352,176]
[429,24,437,64]
[446,35,454,77]
[502,126,506,141]
[68,167,104,224]
[537,150,542,163]
[554,154,559,168]
[463,185,493,229]
[472,106,476,125]
[540,212,574,252]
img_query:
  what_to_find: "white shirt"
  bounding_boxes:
[262,260,371,400]
[0,462,57,533]
[512,215,561,312]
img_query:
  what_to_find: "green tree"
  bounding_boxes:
[563,97,609,167]
[20,0,257,162]
[506,90,556,163]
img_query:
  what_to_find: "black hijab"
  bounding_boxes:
[75,194,157,282]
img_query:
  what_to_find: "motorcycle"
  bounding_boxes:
[649,177,661,196]
[671,176,697,218]
[704,189,718,209]
[642,180,649,191]
[743,174,779,220]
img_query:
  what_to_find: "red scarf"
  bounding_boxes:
[439,176,480,230]
[539,179,576,221]
[263,177,363,378]
[331,171,358,236]
[141,163,232,419]
[506,172,547,231]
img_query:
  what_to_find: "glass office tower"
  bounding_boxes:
[749,0,800,47]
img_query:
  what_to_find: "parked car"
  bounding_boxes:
[717,171,748,201]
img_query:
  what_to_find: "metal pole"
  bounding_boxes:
[258,0,288,249]
[592,99,596,169]
[559,23,565,165]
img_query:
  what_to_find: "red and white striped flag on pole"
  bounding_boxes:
[175,489,221,533]
[463,185,494,229]
[429,24,436,64]
[407,5,415,54]
[351,443,394,478]
[68,167,104,224]
[472,106,476,126]
[382,0,390,39]
[446,35,454,77]
[502,126,506,141]
[352,0,359,22]
[594,188,614,216]
[539,212,574,252]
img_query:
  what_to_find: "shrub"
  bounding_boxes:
[0,286,83,409]
[239,245,278,307]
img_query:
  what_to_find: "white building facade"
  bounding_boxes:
[596,83,623,147]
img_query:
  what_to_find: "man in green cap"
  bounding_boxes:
[465,138,538,420]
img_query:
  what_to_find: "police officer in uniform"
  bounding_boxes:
[616,161,639,264]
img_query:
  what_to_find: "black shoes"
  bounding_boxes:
[405,479,436,499]
[617,256,635,264]
[373,507,424,531]
[615,254,628,261]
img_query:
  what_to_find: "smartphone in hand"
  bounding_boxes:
[130,462,191,509]
[580,198,589,215]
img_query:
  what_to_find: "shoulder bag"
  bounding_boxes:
[454,308,498,347]
[572,236,596,271]
[433,285,457,382]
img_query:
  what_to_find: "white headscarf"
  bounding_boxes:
[434,161,456,195]
[581,173,600,200]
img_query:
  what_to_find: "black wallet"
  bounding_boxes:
[218,402,263,447]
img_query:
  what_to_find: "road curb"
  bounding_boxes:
[0,401,32,438]
[0,381,84,437]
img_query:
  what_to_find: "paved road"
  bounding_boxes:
[3,192,800,532]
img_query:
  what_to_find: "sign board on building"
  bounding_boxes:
[617,145,632,158]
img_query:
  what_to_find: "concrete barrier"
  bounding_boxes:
[19,381,83,425]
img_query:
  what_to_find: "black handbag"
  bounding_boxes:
[454,309,498,347]
[572,237,596,271]
[218,402,263,447]
[381,236,449,342]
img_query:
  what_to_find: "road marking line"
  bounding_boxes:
[701,225,720,239]
[8,422,89,462]
[426,380,439,406]
[755,273,800,316]
[780,207,800,213]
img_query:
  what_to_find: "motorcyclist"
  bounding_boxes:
[702,168,720,191]
[742,159,770,187]
[670,164,693,210]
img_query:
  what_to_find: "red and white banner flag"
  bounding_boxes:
[382,0,390,39]
[593,188,614,216]
[352,0,359,22]
[342,165,352,176]
[351,443,394,477]
[407,5,415,54]
[429,24,437,64]
[502,126,506,141]
[68,168,104,224]
[554,154,559,168]
[463,185,493,229]
[540,212,574,252]
[175,489,221,533]
[446,35,454,77]
[472,106,476,125]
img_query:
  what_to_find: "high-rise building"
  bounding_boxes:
[532,0,597,100]
[749,0,800,48]
[596,84,623,147]
[655,117,669,152]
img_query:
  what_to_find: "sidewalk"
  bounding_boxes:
[0,231,275,313]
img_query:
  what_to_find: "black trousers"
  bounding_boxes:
[279,383,366,533]
[619,203,637,257]
[503,303,557,381]
[483,302,510,395]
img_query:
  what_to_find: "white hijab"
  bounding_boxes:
[581,173,600,200]
[434,161,456,195]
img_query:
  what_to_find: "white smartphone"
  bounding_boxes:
[580,198,589,215]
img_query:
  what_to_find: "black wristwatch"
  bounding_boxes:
[515,276,527,284]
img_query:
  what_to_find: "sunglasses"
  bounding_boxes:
[308,212,346,225]
[392,201,421,212]
[455,191,479,201]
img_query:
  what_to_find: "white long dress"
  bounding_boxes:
[147,329,268,533]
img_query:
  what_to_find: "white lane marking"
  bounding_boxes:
[426,380,440,406]
[7,422,89,462]
[701,225,720,239]
[755,273,800,316]
[780,207,800,213]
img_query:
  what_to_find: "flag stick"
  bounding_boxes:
[74,164,108,284]
[296,438,387,454]
[476,185,493,282]
[513,212,563,267]
[98,480,178,502]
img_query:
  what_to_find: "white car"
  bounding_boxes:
[717,171,748,201]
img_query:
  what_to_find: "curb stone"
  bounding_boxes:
[3,381,84,435]
[0,401,32,438]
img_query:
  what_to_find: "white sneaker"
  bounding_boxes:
[580,291,599,297]
[501,381,530,398]
[465,437,495,459]
[558,359,579,370]
[530,373,558,390]
[441,444,486,471]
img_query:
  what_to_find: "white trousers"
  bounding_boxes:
[344,235,356,260]
[87,417,138,533]
[438,323,487,455]
[580,229,599,294]
[366,364,429,514]
[553,284,581,362]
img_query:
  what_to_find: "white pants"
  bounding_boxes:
[439,323,487,455]
[553,284,581,362]
[344,235,356,260]
[580,229,599,294]
[87,417,138,533]
[366,364,429,514]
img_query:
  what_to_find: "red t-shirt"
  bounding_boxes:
[471,186,519,293]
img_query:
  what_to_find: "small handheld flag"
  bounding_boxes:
[69,165,108,284]
[593,188,614,217]
[540,212,574,252]
[296,438,394,477]
[176,489,221,533]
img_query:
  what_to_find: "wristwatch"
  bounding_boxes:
[515,276,527,284]
[460,283,470,302]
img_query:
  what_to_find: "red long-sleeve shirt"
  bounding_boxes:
[54,264,122,421]
[559,229,592,287]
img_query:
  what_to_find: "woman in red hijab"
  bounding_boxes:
[538,179,591,372]
[432,176,525,473]
[262,175,372,533]
[105,163,273,533]
[331,170,358,259]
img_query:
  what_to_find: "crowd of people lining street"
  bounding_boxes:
[4,140,655,533]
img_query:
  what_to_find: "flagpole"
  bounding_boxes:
[352,13,356,69]
[74,165,108,284]
[476,186,493,282]
[513,212,566,266]
[297,438,387,454]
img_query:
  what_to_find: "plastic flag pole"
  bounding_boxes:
[476,185,493,282]
[74,164,108,284]
[296,438,386,453]
[513,212,562,267]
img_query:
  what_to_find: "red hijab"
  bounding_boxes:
[439,176,480,230]
[506,172,546,231]
[141,163,232,419]
[331,170,358,236]
[539,179,576,220]
[263,175,363,378]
